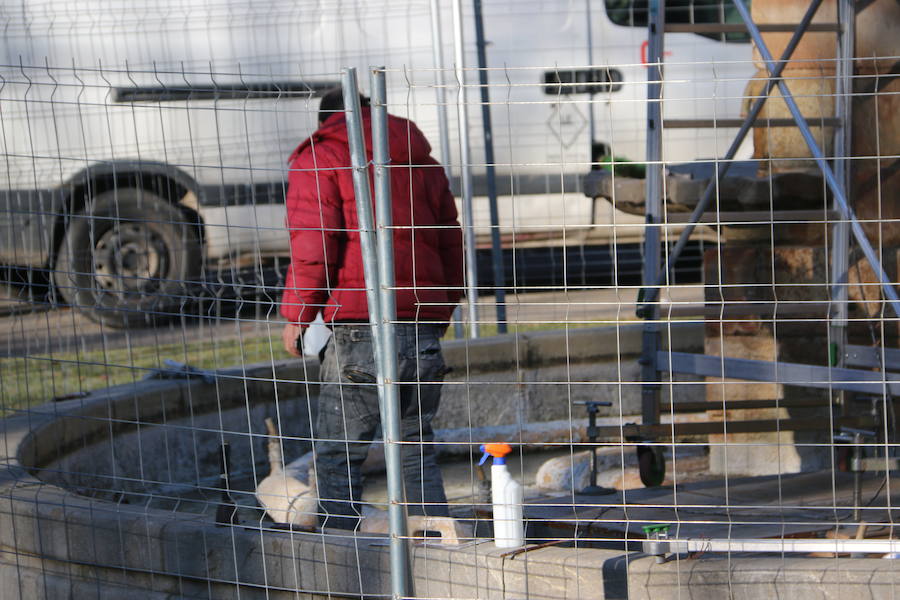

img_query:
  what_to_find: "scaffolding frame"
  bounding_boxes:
[633,0,898,517]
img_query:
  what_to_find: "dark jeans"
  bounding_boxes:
[314,323,450,529]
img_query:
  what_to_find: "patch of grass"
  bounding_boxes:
[2,321,601,412]
[1,334,283,412]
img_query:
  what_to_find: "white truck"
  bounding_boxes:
[0,0,753,326]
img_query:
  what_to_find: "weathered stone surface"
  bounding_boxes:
[853,74,900,163]
[0,466,628,599]
[745,70,836,171]
[703,245,837,476]
[23,324,704,503]
[628,553,900,600]
[438,323,703,430]
[752,0,900,73]
[704,333,804,476]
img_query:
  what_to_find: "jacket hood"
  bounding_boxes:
[289,107,433,165]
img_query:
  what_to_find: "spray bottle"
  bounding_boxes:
[479,443,525,548]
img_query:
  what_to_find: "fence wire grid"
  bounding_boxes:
[1,0,900,598]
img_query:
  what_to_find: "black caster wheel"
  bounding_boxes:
[637,445,666,487]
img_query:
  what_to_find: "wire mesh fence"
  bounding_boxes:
[1,0,900,598]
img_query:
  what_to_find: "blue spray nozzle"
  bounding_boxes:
[479,443,510,466]
[478,445,489,466]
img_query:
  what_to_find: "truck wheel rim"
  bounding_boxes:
[93,223,168,294]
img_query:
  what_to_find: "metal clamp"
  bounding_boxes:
[642,524,675,563]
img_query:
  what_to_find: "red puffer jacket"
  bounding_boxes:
[280,108,464,325]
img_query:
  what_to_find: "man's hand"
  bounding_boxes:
[282,322,306,357]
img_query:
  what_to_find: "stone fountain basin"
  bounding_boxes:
[1,323,706,598]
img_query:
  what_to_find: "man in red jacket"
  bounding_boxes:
[280,88,464,529]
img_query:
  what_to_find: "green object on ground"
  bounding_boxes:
[642,524,671,536]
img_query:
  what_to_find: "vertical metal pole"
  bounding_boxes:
[430,0,466,339]
[342,69,385,369]
[343,68,410,597]
[429,0,453,177]
[452,0,480,338]
[473,0,507,334]
[585,0,597,148]
[640,0,665,428]
[370,67,412,599]
[829,0,854,372]
[732,0,900,319]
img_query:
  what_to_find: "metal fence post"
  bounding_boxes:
[370,66,413,599]
[429,0,453,177]
[640,0,665,428]
[452,0,480,338]
[341,67,411,599]
[829,0,855,367]
[342,68,386,373]
[473,0,508,334]
[429,0,466,340]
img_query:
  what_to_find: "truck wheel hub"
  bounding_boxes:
[93,224,167,293]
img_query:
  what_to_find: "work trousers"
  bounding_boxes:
[314,323,450,529]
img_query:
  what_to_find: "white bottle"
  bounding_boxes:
[480,443,525,548]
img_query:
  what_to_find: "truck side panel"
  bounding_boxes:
[0,189,62,267]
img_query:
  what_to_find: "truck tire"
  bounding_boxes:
[54,188,202,328]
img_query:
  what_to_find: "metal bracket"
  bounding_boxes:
[844,345,900,371]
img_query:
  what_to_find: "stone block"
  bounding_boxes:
[628,554,900,600]
[703,245,840,476]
